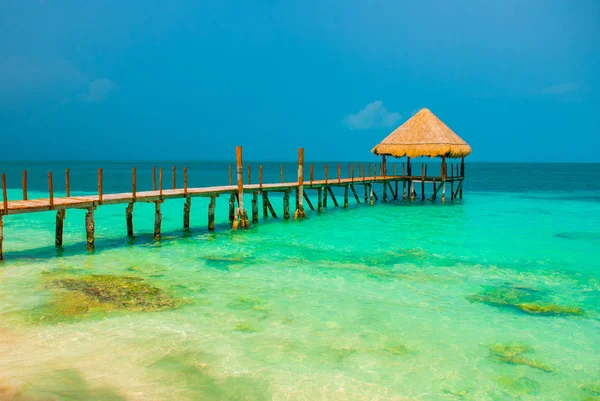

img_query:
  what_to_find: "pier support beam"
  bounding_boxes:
[252,192,259,223]
[126,202,134,237]
[344,185,349,208]
[229,194,235,222]
[317,187,323,212]
[323,185,328,208]
[294,148,306,219]
[233,146,249,229]
[283,190,290,220]
[383,181,387,201]
[85,207,95,251]
[350,185,360,204]
[262,192,268,218]
[327,187,339,207]
[303,192,315,211]
[394,181,399,200]
[208,195,216,231]
[183,197,191,229]
[154,202,162,239]
[364,184,368,202]
[55,209,66,247]
[263,192,277,218]
[0,214,4,261]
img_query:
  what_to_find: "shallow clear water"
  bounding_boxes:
[1,162,599,400]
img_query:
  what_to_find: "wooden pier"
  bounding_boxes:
[0,146,465,260]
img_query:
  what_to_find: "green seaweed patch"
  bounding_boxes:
[494,375,541,395]
[384,344,411,356]
[467,286,584,317]
[233,323,259,333]
[581,382,600,396]
[227,296,271,313]
[440,388,468,398]
[488,344,553,373]
[201,254,255,271]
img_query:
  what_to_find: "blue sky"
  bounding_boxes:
[1,0,599,162]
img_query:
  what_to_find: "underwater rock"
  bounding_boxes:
[488,344,553,373]
[440,388,468,398]
[494,375,541,395]
[581,381,600,396]
[383,344,410,356]
[233,323,259,333]
[467,285,584,317]
[226,296,271,313]
[201,254,255,271]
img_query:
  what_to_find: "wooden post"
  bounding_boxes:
[450,164,455,200]
[126,202,134,237]
[22,170,28,200]
[350,185,361,203]
[229,165,233,186]
[364,183,368,202]
[48,172,54,209]
[325,164,328,184]
[172,166,176,190]
[369,184,374,205]
[154,202,162,239]
[252,192,259,223]
[460,157,465,199]
[98,168,103,203]
[295,148,305,219]
[383,176,387,201]
[280,165,284,183]
[394,180,398,200]
[159,168,163,198]
[262,192,269,218]
[1,174,7,215]
[62,168,69,198]
[183,197,191,229]
[248,164,251,185]
[303,192,315,210]
[0,214,3,261]
[259,165,263,189]
[234,146,249,229]
[421,164,425,200]
[55,209,65,247]
[263,192,277,218]
[327,187,339,207]
[352,164,355,183]
[183,167,188,194]
[323,164,328,207]
[382,155,387,177]
[337,164,341,183]
[208,195,216,231]
[152,166,157,191]
[310,164,314,185]
[317,187,323,212]
[344,185,349,208]
[229,194,235,222]
[283,190,290,220]
[85,207,95,251]
[441,156,446,203]
[132,167,137,200]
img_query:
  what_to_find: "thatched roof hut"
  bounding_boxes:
[372,108,471,159]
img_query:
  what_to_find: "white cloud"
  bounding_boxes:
[542,83,579,94]
[343,100,401,130]
[81,78,118,102]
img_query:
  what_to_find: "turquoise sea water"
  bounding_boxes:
[1,162,599,400]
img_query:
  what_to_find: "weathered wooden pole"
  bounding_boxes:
[369,183,374,205]
[86,207,95,251]
[407,157,412,177]
[248,164,251,185]
[154,202,162,238]
[294,148,305,219]
[382,155,387,177]
[450,164,455,200]
[208,195,216,231]
[344,185,349,208]
[183,197,191,228]
[172,166,176,190]
[22,170,27,200]
[48,172,54,209]
[152,166,157,191]
[229,165,233,186]
[252,192,259,223]
[98,168,103,203]
[352,164,355,183]
[159,168,163,198]
[402,163,406,199]
[259,165,263,189]
[350,185,361,203]
[132,167,137,200]
[233,146,249,229]
[0,213,3,261]
[317,187,323,212]
[126,202,134,237]
[229,194,235,222]
[64,168,70,198]
[280,165,284,183]
[441,156,447,203]
[283,190,290,220]
[460,157,465,199]
[262,191,269,218]
[337,164,341,184]
[421,164,426,200]
[55,209,66,247]
[310,164,314,185]
[1,173,7,215]
[323,164,328,207]
[183,166,188,194]
[364,183,368,202]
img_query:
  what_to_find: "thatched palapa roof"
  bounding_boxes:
[371,108,471,158]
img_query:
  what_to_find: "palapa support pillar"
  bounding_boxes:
[154,202,162,239]
[54,209,66,247]
[126,202,134,237]
[394,180,399,200]
[208,195,216,231]
[85,207,95,251]
[450,165,455,200]
[460,157,465,199]
[317,187,323,212]
[383,180,387,202]
[262,192,269,218]
[369,184,374,205]
[441,155,447,203]
[294,148,306,219]
[344,185,349,208]
[283,190,290,220]
[252,192,259,223]
[232,146,250,230]
[421,164,426,201]
[183,197,191,229]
